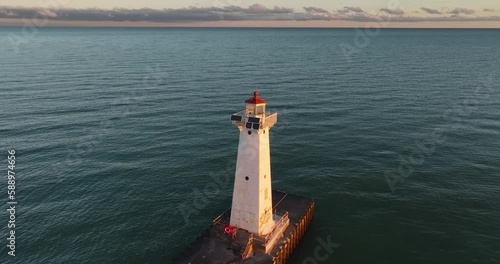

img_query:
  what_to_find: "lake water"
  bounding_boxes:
[1,27,499,264]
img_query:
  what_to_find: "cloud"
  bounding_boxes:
[36,9,58,18]
[247,3,269,14]
[0,7,16,16]
[236,4,294,14]
[303,7,329,14]
[483,8,496,12]
[338,6,364,14]
[297,7,333,21]
[0,4,499,24]
[380,8,404,15]
[0,5,296,22]
[273,6,294,14]
[421,7,442,15]
[448,8,475,15]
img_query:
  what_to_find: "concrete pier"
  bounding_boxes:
[174,190,314,264]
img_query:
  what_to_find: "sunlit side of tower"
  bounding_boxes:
[229,91,278,235]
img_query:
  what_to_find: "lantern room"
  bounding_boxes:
[230,91,278,131]
[245,91,266,116]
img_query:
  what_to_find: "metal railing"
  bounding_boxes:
[263,113,278,128]
[212,208,230,225]
[241,233,254,258]
[264,211,289,244]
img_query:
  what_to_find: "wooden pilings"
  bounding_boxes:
[272,201,315,264]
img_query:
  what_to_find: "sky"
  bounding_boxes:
[1,0,500,27]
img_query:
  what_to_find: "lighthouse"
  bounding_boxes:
[174,91,315,263]
[229,91,278,235]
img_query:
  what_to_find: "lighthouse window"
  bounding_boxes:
[245,176,249,181]
[248,131,252,135]
[246,122,252,129]
[256,105,265,114]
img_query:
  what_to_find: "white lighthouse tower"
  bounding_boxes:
[173,91,314,262]
[229,91,279,236]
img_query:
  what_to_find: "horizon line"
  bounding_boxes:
[1,18,500,29]
[2,25,500,29]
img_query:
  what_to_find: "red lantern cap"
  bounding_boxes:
[245,91,266,104]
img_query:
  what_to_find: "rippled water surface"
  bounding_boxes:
[1,28,499,264]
